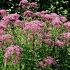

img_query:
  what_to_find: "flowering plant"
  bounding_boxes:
[0,0,70,70]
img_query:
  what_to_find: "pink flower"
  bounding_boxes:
[0,34,12,41]
[0,28,5,35]
[34,12,41,17]
[2,14,20,25]
[44,39,53,46]
[19,0,29,8]
[64,21,70,29]
[44,32,52,39]
[19,0,28,4]
[14,20,22,27]
[60,16,67,23]
[44,56,55,65]
[0,21,8,29]
[40,11,48,14]
[23,20,43,33]
[34,11,48,18]
[4,45,21,64]
[62,32,70,39]
[41,14,52,21]
[23,10,34,17]
[38,56,56,68]
[50,13,59,19]
[0,10,7,17]
[9,13,20,21]
[2,16,10,24]
[55,40,64,47]
[29,2,37,8]
[51,17,62,27]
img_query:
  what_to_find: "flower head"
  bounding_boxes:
[41,14,52,21]
[44,39,53,46]
[43,56,55,65]
[19,0,29,8]
[38,56,56,68]
[64,21,70,29]
[0,28,5,35]
[23,20,43,33]
[0,34,12,41]
[29,2,37,8]
[23,10,34,17]
[62,32,70,39]
[4,45,21,64]
[60,16,67,23]
[54,40,64,47]
[2,13,20,24]
[51,17,62,27]
[19,0,28,4]
[50,13,59,19]
[0,21,8,29]
[9,13,20,21]
[0,10,7,17]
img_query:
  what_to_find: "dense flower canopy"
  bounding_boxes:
[0,0,70,70]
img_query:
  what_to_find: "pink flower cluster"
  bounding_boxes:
[62,32,70,39]
[29,2,37,8]
[44,39,53,46]
[0,28,5,35]
[0,13,21,29]
[9,13,20,21]
[23,20,43,32]
[34,12,67,28]
[0,10,23,65]
[60,16,67,23]
[0,34,12,41]
[51,17,62,27]
[64,21,70,30]
[54,40,64,47]
[22,10,68,28]
[38,56,56,68]
[42,13,62,27]
[2,13,20,22]
[43,28,66,47]
[19,0,28,5]
[44,33,65,47]
[0,10,7,18]
[0,20,8,29]
[19,0,37,9]
[19,0,28,9]
[0,6,69,68]
[4,45,21,64]
[23,10,34,17]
